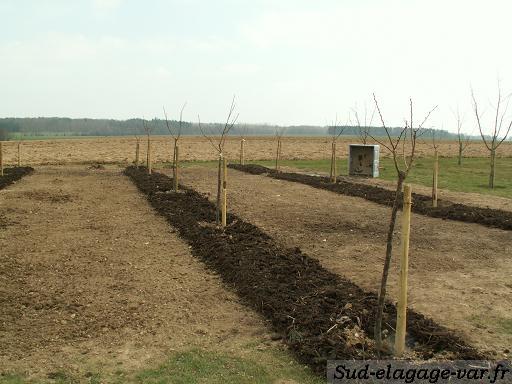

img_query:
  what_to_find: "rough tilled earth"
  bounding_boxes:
[174,166,512,358]
[1,136,512,166]
[230,164,512,231]
[125,166,482,374]
[0,166,274,379]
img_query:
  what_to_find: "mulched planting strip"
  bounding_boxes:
[125,166,483,374]
[0,167,34,190]
[230,164,512,231]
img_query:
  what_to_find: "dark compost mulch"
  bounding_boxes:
[125,166,484,374]
[230,164,512,231]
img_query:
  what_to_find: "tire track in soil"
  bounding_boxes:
[125,166,484,374]
[230,164,512,231]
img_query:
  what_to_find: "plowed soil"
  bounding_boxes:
[1,137,511,166]
[0,166,278,380]
[125,166,483,375]
[230,164,512,231]
[173,165,512,358]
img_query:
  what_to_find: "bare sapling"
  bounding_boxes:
[198,96,238,226]
[237,124,249,165]
[329,115,346,183]
[143,119,152,174]
[370,94,437,353]
[274,127,286,172]
[352,102,376,145]
[134,134,140,167]
[17,142,21,167]
[430,128,439,207]
[453,108,470,166]
[0,141,3,176]
[164,102,187,192]
[471,83,512,188]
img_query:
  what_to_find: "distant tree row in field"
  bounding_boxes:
[0,117,469,140]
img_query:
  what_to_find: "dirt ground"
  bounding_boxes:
[175,166,512,358]
[1,136,512,166]
[285,165,512,213]
[0,166,283,380]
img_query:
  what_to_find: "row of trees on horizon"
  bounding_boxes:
[0,117,481,141]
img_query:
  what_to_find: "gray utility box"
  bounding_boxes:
[348,144,380,177]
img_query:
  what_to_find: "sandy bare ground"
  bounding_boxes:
[175,166,512,358]
[1,136,512,166]
[0,166,279,380]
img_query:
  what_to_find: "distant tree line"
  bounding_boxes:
[0,117,476,140]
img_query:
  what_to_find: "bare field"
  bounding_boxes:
[0,166,318,383]
[2,136,512,165]
[174,166,512,357]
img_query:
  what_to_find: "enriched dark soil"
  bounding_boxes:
[0,167,33,190]
[125,166,484,374]
[230,164,512,231]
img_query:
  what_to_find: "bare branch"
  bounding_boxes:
[471,88,492,151]
[198,115,218,152]
[178,102,187,140]
[163,107,177,139]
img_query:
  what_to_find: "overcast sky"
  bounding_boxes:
[1,0,511,133]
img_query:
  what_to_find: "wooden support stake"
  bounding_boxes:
[329,141,334,182]
[17,142,21,167]
[240,139,245,165]
[275,139,280,171]
[135,139,140,167]
[432,151,438,207]
[332,141,337,183]
[147,136,152,174]
[221,157,227,227]
[174,145,179,192]
[395,183,412,357]
[0,141,3,176]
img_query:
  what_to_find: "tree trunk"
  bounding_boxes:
[275,139,281,171]
[332,141,337,183]
[216,154,222,224]
[329,141,334,181]
[222,157,227,227]
[375,172,405,353]
[146,135,151,174]
[135,139,140,167]
[458,141,463,166]
[489,148,496,189]
[173,138,179,192]
[240,139,245,165]
[174,144,179,192]
[432,151,438,208]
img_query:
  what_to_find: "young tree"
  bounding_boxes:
[351,103,375,145]
[370,94,437,353]
[471,84,512,188]
[198,96,238,225]
[143,118,152,174]
[163,102,187,192]
[453,108,470,166]
[274,127,286,171]
[328,115,345,183]
[236,124,249,165]
[429,128,440,207]
[134,134,141,167]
